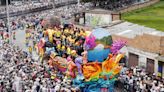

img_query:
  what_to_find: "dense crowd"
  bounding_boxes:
[0,3,90,90]
[0,2,92,35]
[53,3,92,18]
[0,14,85,92]
[0,41,82,92]
[116,65,164,92]
[54,0,77,4]
[95,0,148,10]
[0,0,91,16]
[0,2,52,15]
[2,1,163,92]
[0,2,92,52]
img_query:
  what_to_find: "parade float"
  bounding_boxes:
[84,28,112,62]
[72,28,126,92]
[36,17,126,92]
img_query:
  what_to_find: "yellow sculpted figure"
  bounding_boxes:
[82,54,124,81]
[44,29,56,43]
[102,54,124,75]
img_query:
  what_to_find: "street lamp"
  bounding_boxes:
[6,0,12,44]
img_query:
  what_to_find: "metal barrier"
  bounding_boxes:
[55,0,77,8]
[0,0,78,19]
[0,5,53,19]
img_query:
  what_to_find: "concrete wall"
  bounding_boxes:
[112,33,164,76]
[160,37,164,56]
[128,47,158,74]
[112,14,120,21]
[120,46,159,75]
[112,34,164,56]
[119,0,160,13]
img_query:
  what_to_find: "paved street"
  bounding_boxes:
[15,29,39,61]
[15,29,26,51]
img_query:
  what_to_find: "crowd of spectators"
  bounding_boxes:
[0,0,87,15]
[53,3,92,18]
[54,0,77,4]
[0,2,52,15]
[0,0,149,16]
[115,65,164,92]
[0,42,81,92]
[3,1,164,92]
[95,0,148,11]
[0,10,83,91]
[0,2,92,33]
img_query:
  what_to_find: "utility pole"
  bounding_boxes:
[53,0,55,10]
[77,0,80,9]
[6,0,12,44]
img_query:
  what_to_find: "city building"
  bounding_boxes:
[108,22,164,77]
[75,9,121,27]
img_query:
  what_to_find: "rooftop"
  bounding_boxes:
[107,22,164,38]
[85,8,118,14]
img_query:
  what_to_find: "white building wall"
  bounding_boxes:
[120,46,159,75]
[139,56,146,68]
[120,46,128,65]
[154,59,159,75]
[120,46,128,56]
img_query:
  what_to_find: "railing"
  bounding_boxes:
[119,0,160,13]
[0,4,53,19]
[0,0,78,19]
[55,0,77,8]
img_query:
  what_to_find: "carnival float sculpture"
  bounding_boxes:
[84,28,112,62]
[36,17,126,92]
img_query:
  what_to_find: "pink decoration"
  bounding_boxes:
[84,34,96,50]
[111,39,126,54]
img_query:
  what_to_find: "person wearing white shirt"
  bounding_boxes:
[12,75,23,92]
[154,83,160,92]
[42,86,48,92]
[139,81,146,92]
[160,84,164,92]
[133,67,137,75]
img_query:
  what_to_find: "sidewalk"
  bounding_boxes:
[15,29,40,61]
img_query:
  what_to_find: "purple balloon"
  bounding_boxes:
[75,56,83,76]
